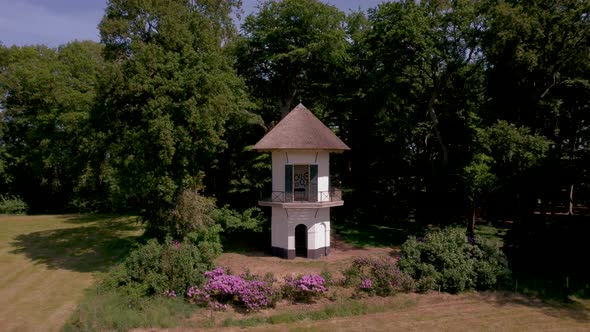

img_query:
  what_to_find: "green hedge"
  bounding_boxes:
[398,227,510,293]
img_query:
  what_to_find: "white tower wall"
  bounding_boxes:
[268,150,333,259]
[271,150,330,193]
[271,206,330,259]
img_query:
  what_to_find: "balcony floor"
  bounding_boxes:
[258,200,344,209]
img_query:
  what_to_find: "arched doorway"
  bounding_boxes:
[295,224,307,257]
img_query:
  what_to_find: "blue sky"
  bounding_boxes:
[0,0,385,47]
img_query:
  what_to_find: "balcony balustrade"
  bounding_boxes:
[259,188,343,208]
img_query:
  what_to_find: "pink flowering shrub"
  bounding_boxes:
[282,274,327,303]
[187,267,277,312]
[360,278,373,290]
[343,256,415,296]
[186,285,228,311]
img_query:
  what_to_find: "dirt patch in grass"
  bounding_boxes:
[190,240,589,331]
[216,236,397,279]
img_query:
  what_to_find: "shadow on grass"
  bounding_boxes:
[483,291,590,323]
[503,214,590,300]
[58,214,139,227]
[10,216,142,273]
[332,221,428,248]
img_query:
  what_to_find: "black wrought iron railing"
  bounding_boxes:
[262,188,343,203]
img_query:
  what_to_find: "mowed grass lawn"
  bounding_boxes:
[0,214,142,332]
[219,292,590,332]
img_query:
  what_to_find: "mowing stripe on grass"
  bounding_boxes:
[0,215,141,332]
[221,297,417,328]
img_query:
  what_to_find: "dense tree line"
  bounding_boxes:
[1,0,589,236]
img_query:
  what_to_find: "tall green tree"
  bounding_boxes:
[463,121,550,232]
[236,0,348,119]
[0,43,10,186]
[0,41,104,211]
[345,0,487,225]
[367,0,485,165]
[94,0,250,234]
[482,0,590,213]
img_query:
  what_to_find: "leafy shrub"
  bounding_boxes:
[103,231,221,298]
[187,267,277,312]
[320,268,335,287]
[282,274,327,303]
[343,256,415,296]
[0,194,28,214]
[168,189,216,239]
[211,206,265,234]
[398,227,510,293]
[146,190,263,243]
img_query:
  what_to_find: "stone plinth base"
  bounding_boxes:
[271,246,330,259]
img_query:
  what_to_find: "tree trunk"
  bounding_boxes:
[467,206,476,237]
[427,84,448,166]
[280,92,296,119]
[568,184,574,215]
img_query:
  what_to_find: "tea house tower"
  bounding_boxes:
[253,104,349,259]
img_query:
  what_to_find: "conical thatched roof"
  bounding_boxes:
[253,104,350,151]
